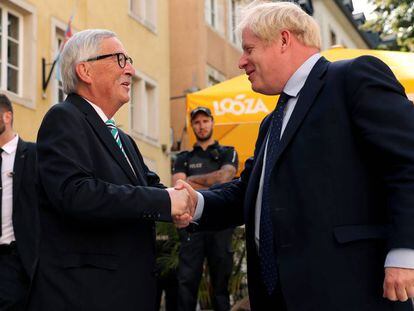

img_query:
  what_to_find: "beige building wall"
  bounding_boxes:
[1,0,171,184]
[313,0,370,50]
[169,0,244,153]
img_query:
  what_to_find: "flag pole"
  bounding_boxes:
[41,9,75,93]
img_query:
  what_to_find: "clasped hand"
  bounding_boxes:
[166,179,197,228]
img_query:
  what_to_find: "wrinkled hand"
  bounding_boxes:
[171,179,198,228]
[383,267,414,302]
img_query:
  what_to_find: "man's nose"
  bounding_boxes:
[124,62,135,76]
[238,55,247,69]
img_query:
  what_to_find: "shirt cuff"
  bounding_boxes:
[384,249,414,269]
[192,192,205,222]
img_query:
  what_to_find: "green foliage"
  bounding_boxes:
[156,224,248,309]
[363,0,414,51]
[228,227,248,302]
[156,222,180,277]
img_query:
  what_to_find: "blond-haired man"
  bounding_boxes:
[181,2,414,310]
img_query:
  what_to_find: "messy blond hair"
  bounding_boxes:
[236,1,321,49]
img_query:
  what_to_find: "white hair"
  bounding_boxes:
[60,29,116,94]
[236,1,321,49]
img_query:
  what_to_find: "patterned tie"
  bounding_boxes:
[260,92,291,295]
[105,119,126,155]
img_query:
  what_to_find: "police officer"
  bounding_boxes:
[173,106,238,311]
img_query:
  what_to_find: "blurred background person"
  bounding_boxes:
[173,107,238,311]
[0,94,38,310]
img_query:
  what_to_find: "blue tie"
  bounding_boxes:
[260,92,291,295]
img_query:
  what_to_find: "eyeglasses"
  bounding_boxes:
[85,52,133,68]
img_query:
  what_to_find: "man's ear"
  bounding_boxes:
[280,30,291,51]
[75,62,93,85]
[3,111,13,127]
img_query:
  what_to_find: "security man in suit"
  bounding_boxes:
[173,107,238,311]
[28,29,194,311]
[0,94,38,310]
[178,2,414,310]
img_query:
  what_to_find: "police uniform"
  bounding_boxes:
[174,141,238,311]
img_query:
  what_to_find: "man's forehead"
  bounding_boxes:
[100,36,126,52]
[242,28,260,43]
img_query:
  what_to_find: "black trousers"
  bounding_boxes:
[155,269,178,311]
[177,228,234,311]
[0,243,30,311]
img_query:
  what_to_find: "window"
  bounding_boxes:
[0,6,22,95]
[228,0,243,45]
[130,72,159,142]
[205,0,225,34]
[205,0,216,27]
[206,65,225,87]
[129,0,157,32]
[0,1,36,108]
[52,24,66,104]
[330,29,337,46]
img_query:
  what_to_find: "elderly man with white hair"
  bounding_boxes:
[28,29,194,311]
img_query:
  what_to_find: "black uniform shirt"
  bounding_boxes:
[173,141,238,177]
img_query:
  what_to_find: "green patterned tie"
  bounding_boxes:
[105,119,126,155]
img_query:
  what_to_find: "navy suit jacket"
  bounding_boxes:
[29,94,171,311]
[200,56,414,311]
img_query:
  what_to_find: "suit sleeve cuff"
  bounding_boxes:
[192,192,204,222]
[384,249,414,269]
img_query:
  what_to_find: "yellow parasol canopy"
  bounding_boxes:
[186,48,414,174]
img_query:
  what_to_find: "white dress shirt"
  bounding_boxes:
[254,53,322,248]
[0,134,19,245]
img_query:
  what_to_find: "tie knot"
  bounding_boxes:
[278,92,292,105]
[105,119,116,128]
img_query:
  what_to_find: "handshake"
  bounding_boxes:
[166,180,198,228]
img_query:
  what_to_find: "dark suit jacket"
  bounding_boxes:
[12,139,39,280]
[200,56,414,311]
[29,94,172,311]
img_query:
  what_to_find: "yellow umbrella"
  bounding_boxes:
[186,48,414,174]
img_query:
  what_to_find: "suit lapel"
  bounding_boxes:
[119,131,147,186]
[69,95,138,184]
[268,57,329,172]
[13,138,26,214]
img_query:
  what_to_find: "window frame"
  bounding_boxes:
[0,0,36,109]
[227,0,242,47]
[50,17,67,105]
[129,0,157,33]
[130,70,160,145]
[206,64,225,87]
[0,5,23,96]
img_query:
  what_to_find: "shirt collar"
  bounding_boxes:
[2,134,19,154]
[283,53,321,98]
[82,97,112,123]
[194,140,219,150]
